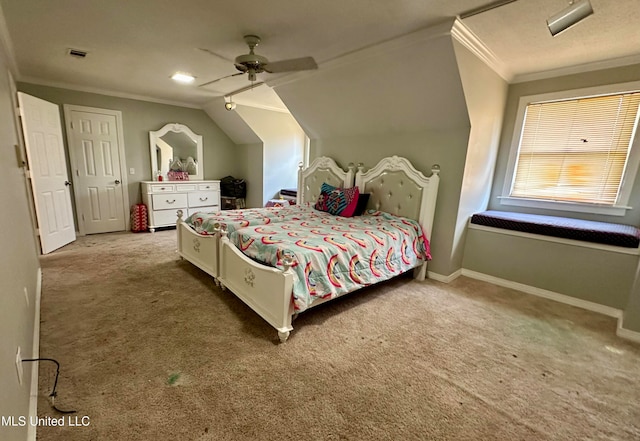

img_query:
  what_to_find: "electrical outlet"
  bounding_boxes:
[16,346,23,386]
[23,287,29,307]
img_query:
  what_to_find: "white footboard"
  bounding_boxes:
[176,211,219,278]
[218,235,295,342]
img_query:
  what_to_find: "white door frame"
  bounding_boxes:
[63,105,130,236]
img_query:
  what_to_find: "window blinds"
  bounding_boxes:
[511,92,640,205]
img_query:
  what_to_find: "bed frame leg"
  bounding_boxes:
[278,331,291,343]
[413,263,427,281]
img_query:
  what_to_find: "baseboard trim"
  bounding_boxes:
[27,267,42,441]
[460,268,623,319]
[428,269,462,283]
[616,321,640,343]
[428,267,640,343]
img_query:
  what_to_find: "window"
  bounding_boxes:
[501,83,640,216]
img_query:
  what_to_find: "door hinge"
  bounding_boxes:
[70,121,74,129]
[82,213,85,221]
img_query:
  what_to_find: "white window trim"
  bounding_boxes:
[501,80,640,217]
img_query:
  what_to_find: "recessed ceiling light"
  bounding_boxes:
[171,73,195,84]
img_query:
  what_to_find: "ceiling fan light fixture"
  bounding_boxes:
[171,72,195,84]
[547,0,593,36]
[224,96,236,111]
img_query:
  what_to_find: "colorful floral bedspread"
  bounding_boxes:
[185,203,328,236]
[229,211,431,312]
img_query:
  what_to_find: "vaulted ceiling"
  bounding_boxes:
[1,0,638,110]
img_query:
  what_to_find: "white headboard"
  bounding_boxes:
[297,157,355,205]
[355,156,440,240]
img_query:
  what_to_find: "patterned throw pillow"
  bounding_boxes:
[315,183,360,217]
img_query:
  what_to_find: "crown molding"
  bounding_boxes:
[512,53,640,83]
[451,18,512,82]
[18,76,201,109]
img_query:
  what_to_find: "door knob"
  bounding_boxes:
[64,180,71,186]
[115,179,121,184]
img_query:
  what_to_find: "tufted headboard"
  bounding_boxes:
[355,156,440,241]
[297,157,355,205]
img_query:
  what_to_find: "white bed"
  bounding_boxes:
[214,155,440,342]
[176,157,355,280]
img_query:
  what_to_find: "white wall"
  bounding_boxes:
[19,83,242,209]
[235,106,304,204]
[450,39,508,272]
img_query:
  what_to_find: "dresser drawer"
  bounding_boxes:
[198,182,220,191]
[153,209,182,226]
[149,184,175,193]
[188,191,219,208]
[175,183,197,192]
[152,193,188,210]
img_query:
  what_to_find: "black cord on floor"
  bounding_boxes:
[22,358,77,414]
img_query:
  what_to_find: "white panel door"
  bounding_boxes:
[18,92,76,254]
[67,109,126,234]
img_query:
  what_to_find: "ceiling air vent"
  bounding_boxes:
[68,48,87,58]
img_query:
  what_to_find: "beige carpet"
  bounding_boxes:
[36,229,640,441]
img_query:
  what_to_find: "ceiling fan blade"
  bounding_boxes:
[197,47,233,63]
[264,56,317,73]
[198,72,244,88]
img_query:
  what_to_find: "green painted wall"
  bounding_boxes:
[311,129,470,277]
[275,25,472,278]
[488,63,640,224]
[17,83,241,216]
[0,58,41,441]
[463,63,640,333]
[463,229,636,309]
[235,142,264,209]
[451,40,508,274]
[624,263,640,332]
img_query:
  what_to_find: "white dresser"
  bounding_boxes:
[141,180,220,232]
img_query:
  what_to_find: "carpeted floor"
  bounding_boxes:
[36,229,640,440]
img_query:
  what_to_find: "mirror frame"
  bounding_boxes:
[149,123,203,181]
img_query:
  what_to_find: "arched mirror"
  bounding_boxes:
[149,123,203,181]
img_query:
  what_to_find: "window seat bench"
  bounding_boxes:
[470,210,640,248]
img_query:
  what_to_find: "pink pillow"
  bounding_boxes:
[315,183,360,217]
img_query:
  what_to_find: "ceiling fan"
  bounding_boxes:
[199,35,317,88]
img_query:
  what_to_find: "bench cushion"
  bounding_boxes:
[470,210,640,248]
